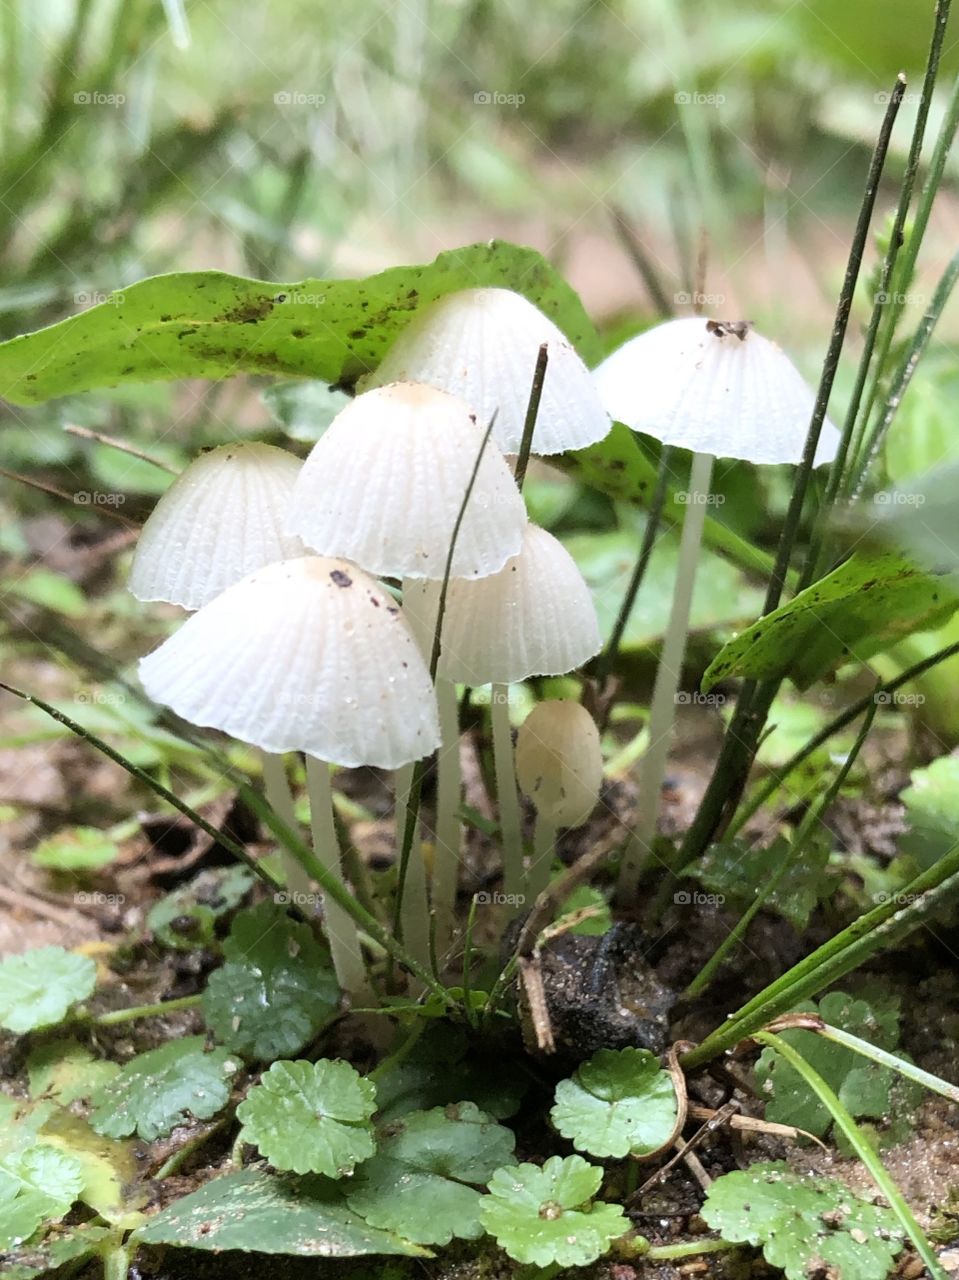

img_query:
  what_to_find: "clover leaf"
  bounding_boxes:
[236,1059,376,1177]
[479,1155,628,1267]
[702,1161,904,1280]
[346,1102,516,1244]
[203,902,340,1060]
[0,947,96,1033]
[89,1037,239,1141]
[551,1047,677,1159]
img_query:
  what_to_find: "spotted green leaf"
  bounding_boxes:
[551,1047,677,1159]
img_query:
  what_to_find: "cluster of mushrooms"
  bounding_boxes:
[131,287,837,996]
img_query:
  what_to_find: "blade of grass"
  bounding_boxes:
[809,1022,959,1105]
[755,1031,946,1280]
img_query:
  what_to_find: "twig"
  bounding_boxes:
[64,423,180,474]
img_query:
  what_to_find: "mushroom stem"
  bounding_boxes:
[491,685,523,896]
[617,449,715,903]
[259,751,312,903]
[304,756,370,999]
[393,760,434,976]
[431,676,461,957]
[525,813,558,906]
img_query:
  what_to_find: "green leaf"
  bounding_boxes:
[0,1144,85,1251]
[899,755,959,870]
[693,836,832,932]
[89,1037,239,1141]
[3,568,87,618]
[262,379,350,442]
[0,243,600,405]
[346,1102,516,1245]
[0,947,96,1033]
[550,1047,677,1159]
[843,463,959,578]
[704,552,959,692]
[479,1155,628,1267]
[373,1024,525,1123]
[557,885,612,936]
[701,1161,904,1280]
[38,1109,143,1225]
[202,901,340,1060]
[27,1039,119,1105]
[32,826,120,871]
[755,993,900,1138]
[236,1059,376,1177]
[0,1224,114,1280]
[147,865,254,951]
[134,1168,426,1257]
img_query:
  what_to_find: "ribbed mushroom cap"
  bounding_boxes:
[515,700,602,828]
[129,442,305,609]
[358,288,611,456]
[139,556,440,769]
[287,382,527,580]
[405,524,600,685]
[594,317,841,466]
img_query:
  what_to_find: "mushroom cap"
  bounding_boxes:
[287,382,527,580]
[594,317,841,466]
[138,556,440,769]
[358,288,611,456]
[129,442,305,609]
[405,523,601,685]
[515,700,602,828]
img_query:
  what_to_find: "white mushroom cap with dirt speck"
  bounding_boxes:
[138,556,440,769]
[593,316,842,466]
[128,441,305,609]
[515,700,603,829]
[358,287,612,456]
[286,381,527,580]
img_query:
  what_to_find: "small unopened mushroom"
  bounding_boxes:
[129,441,304,609]
[594,318,841,901]
[405,523,601,901]
[358,288,612,455]
[515,701,602,904]
[139,556,441,996]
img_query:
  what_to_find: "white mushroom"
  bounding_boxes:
[359,288,612,456]
[594,317,841,901]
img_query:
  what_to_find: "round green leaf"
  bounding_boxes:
[479,1155,628,1267]
[551,1047,677,1158]
[32,826,120,871]
[0,1145,85,1250]
[0,948,96,1033]
[236,1059,376,1177]
[89,1037,239,1141]
[203,902,340,1061]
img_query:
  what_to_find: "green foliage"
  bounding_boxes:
[899,755,959,870]
[693,836,832,932]
[558,885,613,936]
[373,1024,526,1122]
[0,1224,114,1280]
[4,568,87,618]
[0,1100,86,1252]
[202,901,340,1060]
[134,1168,427,1257]
[146,865,254,950]
[347,1102,516,1245]
[755,993,901,1138]
[550,1047,677,1159]
[479,1155,628,1267]
[704,552,959,692]
[89,1037,239,1141]
[31,825,121,871]
[236,1059,376,1177]
[702,1161,904,1280]
[27,1039,119,1106]
[262,379,350,441]
[0,947,96,1033]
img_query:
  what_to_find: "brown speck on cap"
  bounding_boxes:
[330,569,352,588]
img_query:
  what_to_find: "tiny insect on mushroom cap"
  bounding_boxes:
[406,523,602,686]
[515,701,603,829]
[138,556,441,770]
[286,382,527,580]
[357,287,612,456]
[594,316,842,467]
[129,441,305,609]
